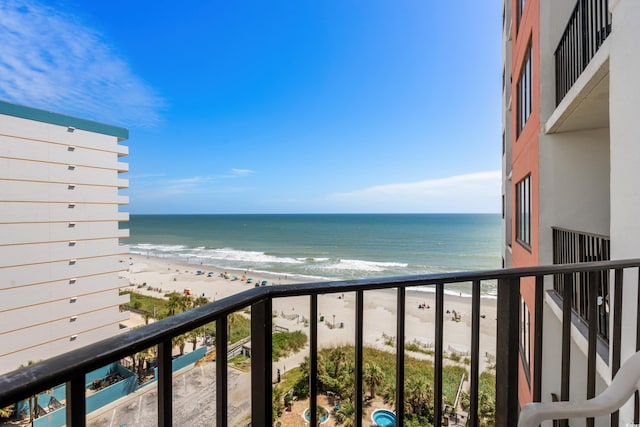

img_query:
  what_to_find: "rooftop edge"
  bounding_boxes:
[0,99,129,141]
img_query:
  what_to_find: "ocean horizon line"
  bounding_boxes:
[125,213,501,296]
[127,212,501,216]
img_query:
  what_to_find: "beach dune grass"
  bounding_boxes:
[272,330,307,361]
[120,291,252,343]
[120,290,307,361]
[120,290,168,315]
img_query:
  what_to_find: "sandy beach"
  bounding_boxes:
[120,254,497,372]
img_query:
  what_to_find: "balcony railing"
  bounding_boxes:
[1,259,640,427]
[555,0,612,105]
[552,227,610,342]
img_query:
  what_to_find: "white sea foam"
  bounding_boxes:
[319,258,408,272]
[246,268,333,282]
[203,248,303,264]
[130,243,189,253]
[132,244,304,266]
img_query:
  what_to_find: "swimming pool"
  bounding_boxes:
[371,409,396,427]
[303,406,330,424]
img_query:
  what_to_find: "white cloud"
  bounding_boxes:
[130,173,252,199]
[158,176,216,195]
[230,168,255,176]
[325,170,501,213]
[0,0,164,127]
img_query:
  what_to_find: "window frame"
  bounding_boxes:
[517,41,532,137]
[516,174,531,249]
[520,296,532,382]
[517,0,526,31]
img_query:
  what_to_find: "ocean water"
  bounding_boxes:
[125,214,501,296]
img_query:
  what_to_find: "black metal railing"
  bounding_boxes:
[2,259,640,427]
[552,227,610,342]
[555,0,612,105]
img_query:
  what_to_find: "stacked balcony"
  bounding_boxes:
[555,0,612,106]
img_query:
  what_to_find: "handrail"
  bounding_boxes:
[518,351,640,427]
[552,226,610,241]
[552,227,611,341]
[0,286,269,405]
[2,258,640,425]
[554,0,611,105]
[2,258,640,400]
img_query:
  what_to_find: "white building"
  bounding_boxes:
[0,100,130,374]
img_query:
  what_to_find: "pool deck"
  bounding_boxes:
[277,394,393,427]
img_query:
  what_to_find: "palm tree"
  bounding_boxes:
[363,363,384,399]
[335,401,356,427]
[316,353,328,377]
[178,295,193,312]
[335,400,366,427]
[272,385,285,422]
[132,345,158,383]
[20,361,52,424]
[0,404,15,420]
[294,356,311,399]
[193,296,209,307]
[478,390,496,426]
[174,334,187,356]
[382,382,396,409]
[336,360,355,400]
[227,313,235,342]
[404,376,433,419]
[329,347,347,378]
[167,295,182,316]
[187,328,201,351]
[298,356,310,377]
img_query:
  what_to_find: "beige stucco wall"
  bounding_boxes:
[0,110,130,374]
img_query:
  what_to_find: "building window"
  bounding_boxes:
[517,0,526,30]
[520,297,531,378]
[517,42,532,137]
[516,175,531,248]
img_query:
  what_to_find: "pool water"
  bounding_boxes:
[372,409,396,427]
[303,407,330,423]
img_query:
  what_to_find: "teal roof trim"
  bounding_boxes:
[0,100,129,140]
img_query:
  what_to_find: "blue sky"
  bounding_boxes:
[0,1,502,214]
